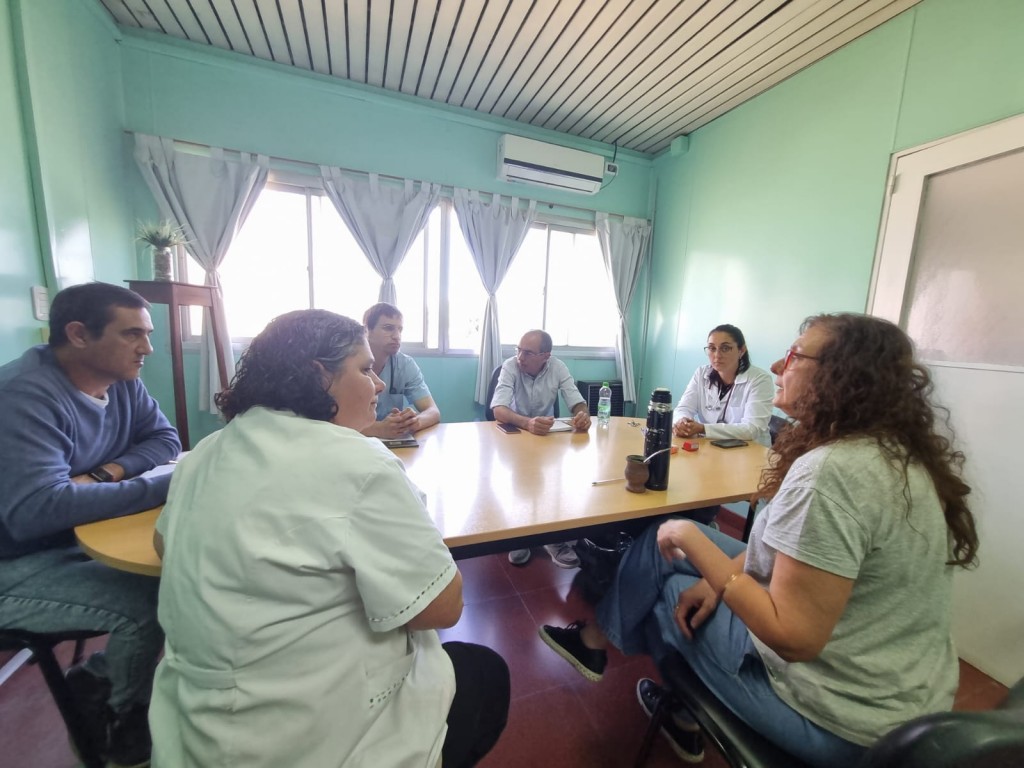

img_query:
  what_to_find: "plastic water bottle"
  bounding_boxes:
[597,382,612,426]
[644,388,673,490]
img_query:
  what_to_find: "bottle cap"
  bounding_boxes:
[650,388,672,404]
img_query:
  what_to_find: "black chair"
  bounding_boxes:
[740,414,793,542]
[768,414,791,445]
[0,629,107,768]
[484,365,558,421]
[637,637,1024,768]
[484,366,502,421]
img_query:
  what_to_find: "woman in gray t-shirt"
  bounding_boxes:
[540,313,978,768]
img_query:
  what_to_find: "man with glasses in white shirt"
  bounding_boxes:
[491,330,591,568]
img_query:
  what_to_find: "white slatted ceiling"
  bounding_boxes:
[101,0,921,155]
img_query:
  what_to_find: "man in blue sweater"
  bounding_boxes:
[0,282,181,767]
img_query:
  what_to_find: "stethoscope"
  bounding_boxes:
[387,355,398,395]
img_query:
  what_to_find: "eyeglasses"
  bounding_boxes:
[704,344,735,355]
[515,346,546,359]
[781,348,820,372]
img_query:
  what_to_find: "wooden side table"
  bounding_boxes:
[128,280,230,449]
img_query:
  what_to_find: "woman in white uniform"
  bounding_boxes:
[149,309,508,768]
[673,323,774,446]
[672,324,774,524]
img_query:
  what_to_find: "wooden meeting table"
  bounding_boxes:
[75,417,768,576]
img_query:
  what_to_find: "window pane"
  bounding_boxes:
[447,223,488,351]
[310,195,381,323]
[546,229,617,347]
[219,188,310,337]
[496,226,547,343]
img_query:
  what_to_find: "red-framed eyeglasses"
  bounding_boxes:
[782,348,820,372]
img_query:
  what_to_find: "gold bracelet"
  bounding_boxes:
[720,572,743,597]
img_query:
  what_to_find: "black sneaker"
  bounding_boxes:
[637,678,704,763]
[107,705,152,768]
[538,621,607,682]
[64,660,112,758]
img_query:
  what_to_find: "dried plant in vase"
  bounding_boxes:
[136,220,188,281]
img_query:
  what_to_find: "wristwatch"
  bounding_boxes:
[88,467,115,483]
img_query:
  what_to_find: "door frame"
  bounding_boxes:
[867,112,1024,375]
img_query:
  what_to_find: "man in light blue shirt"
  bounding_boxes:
[360,303,441,439]
[491,330,591,568]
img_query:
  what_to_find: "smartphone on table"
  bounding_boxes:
[496,422,521,434]
[709,438,748,448]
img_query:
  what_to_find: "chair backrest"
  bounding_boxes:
[768,414,790,445]
[485,366,502,421]
[484,365,560,420]
[858,677,1024,768]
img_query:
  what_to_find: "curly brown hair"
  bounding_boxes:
[759,313,978,567]
[215,310,366,423]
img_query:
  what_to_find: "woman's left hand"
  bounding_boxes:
[674,579,719,640]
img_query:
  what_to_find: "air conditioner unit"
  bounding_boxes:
[498,134,605,195]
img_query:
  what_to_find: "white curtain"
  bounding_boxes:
[320,168,441,304]
[596,212,651,404]
[453,188,537,404]
[133,133,269,411]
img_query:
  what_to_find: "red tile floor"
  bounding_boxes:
[0,513,1010,767]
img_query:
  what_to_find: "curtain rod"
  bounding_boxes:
[127,131,647,224]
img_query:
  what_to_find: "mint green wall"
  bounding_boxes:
[0,0,45,361]
[645,0,1024,396]
[117,30,637,435]
[118,32,652,220]
[15,0,134,288]
[1,0,136,363]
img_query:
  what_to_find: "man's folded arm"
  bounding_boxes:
[109,384,181,477]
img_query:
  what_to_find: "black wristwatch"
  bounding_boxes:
[88,467,115,483]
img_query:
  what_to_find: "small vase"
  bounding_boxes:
[152,247,173,281]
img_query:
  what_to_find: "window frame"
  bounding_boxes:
[180,180,617,360]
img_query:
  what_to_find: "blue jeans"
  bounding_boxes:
[595,520,866,768]
[0,544,162,712]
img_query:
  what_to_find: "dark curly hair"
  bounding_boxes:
[215,310,366,423]
[760,313,978,567]
[707,324,751,394]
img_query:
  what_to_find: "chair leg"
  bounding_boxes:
[634,687,671,768]
[30,644,106,768]
[742,501,757,543]
[70,637,88,666]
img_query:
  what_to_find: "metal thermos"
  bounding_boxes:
[644,388,673,490]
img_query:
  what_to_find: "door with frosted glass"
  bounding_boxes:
[869,114,1024,686]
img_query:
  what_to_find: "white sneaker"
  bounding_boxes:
[544,542,580,569]
[508,548,532,566]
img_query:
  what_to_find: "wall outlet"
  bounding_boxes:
[605,162,619,176]
[31,285,49,321]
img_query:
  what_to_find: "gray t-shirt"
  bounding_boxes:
[745,438,958,745]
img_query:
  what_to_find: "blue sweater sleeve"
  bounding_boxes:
[0,377,181,557]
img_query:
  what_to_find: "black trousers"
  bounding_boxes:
[441,641,510,768]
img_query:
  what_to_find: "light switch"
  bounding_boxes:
[31,285,49,321]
